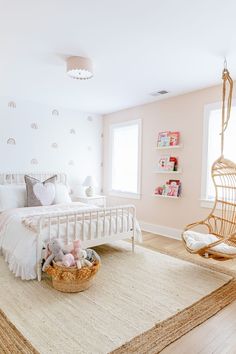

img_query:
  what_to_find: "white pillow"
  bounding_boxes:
[0,185,27,211]
[54,184,72,204]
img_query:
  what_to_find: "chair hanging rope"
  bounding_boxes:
[182,64,236,259]
[221,67,233,155]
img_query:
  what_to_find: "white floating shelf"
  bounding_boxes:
[153,194,181,199]
[154,169,182,174]
[156,144,183,150]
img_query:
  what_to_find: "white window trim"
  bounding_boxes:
[108,119,142,199]
[201,100,236,209]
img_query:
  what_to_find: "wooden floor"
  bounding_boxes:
[141,232,236,354]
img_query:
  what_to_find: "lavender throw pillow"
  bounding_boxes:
[24,175,57,207]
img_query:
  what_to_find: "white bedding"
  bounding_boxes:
[0,202,142,280]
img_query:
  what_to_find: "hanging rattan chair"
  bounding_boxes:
[182,66,236,259]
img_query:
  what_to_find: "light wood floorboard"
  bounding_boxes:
[141,232,236,354]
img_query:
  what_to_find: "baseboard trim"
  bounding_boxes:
[139,221,182,240]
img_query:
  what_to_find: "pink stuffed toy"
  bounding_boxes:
[62,253,75,267]
[71,240,93,269]
[72,240,81,259]
[72,240,86,269]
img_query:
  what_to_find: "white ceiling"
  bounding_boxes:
[1,0,236,114]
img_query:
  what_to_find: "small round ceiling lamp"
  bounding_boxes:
[66,56,93,80]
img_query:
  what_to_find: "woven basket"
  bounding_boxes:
[45,261,100,293]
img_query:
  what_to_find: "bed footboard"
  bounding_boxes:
[36,205,136,281]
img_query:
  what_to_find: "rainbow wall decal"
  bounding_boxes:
[52,109,59,116]
[30,158,38,165]
[7,138,16,145]
[31,123,38,130]
[8,101,16,108]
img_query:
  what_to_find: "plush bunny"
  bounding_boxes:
[72,240,91,269]
[62,253,75,267]
[42,239,64,271]
[71,239,81,258]
[71,240,82,269]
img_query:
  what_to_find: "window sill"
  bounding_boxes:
[109,190,141,200]
[201,198,236,210]
[200,199,216,209]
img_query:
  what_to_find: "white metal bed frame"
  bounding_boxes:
[0,173,136,281]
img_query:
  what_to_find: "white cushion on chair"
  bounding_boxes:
[183,230,236,255]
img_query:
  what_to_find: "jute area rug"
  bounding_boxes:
[0,241,235,354]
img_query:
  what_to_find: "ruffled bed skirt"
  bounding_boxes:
[1,248,36,280]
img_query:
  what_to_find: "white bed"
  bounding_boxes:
[0,173,142,281]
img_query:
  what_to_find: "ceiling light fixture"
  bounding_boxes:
[67,56,93,80]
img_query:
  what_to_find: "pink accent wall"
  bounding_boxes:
[103,84,229,231]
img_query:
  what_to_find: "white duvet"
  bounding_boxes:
[0,203,141,280]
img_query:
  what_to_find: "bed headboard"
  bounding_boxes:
[0,172,67,185]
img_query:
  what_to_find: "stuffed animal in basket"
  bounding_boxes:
[71,239,81,258]
[70,240,92,269]
[62,253,76,267]
[42,239,64,271]
[72,239,82,268]
[76,249,93,269]
[86,249,101,263]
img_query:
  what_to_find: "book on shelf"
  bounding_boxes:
[157,155,178,172]
[154,179,181,197]
[157,131,170,147]
[157,131,180,148]
[169,132,180,146]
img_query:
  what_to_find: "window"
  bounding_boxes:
[109,119,142,198]
[201,102,236,206]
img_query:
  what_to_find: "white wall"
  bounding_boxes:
[0,97,103,194]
